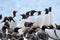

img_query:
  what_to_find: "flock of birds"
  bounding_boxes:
[0,7,60,40]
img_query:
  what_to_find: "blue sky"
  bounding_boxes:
[0,0,60,24]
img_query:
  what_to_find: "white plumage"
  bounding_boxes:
[33,12,56,28]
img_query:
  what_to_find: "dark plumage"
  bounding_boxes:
[0,14,2,20]
[30,10,37,16]
[13,11,17,18]
[23,27,30,37]
[32,27,40,31]
[55,24,59,29]
[37,11,41,16]
[37,31,48,40]
[24,22,29,27]
[26,12,30,16]
[26,12,30,18]
[48,25,54,29]
[28,28,36,34]
[28,22,34,27]
[19,34,24,40]
[2,17,9,22]
[14,27,21,33]
[24,22,34,27]
[45,8,49,14]
[20,14,26,19]
[2,25,7,32]
[27,26,39,34]
[19,37,24,40]
[0,32,2,39]
[8,16,15,22]
[49,7,52,12]
[55,24,60,30]
[4,21,10,28]
[41,25,47,31]
[21,10,36,19]
[2,16,15,22]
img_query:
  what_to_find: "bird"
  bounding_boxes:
[12,27,23,39]
[13,27,22,33]
[28,26,40,34]
[25,12,30,18]
[28,22,34,27]
[45,8,49,14]
[2,16,9,22]
[23,27,30,37]
[13,11,17,18]
[48,7,52,12]
[37,11,41,16]
[20,14,27,19]
[2,25,8,33]
[44,8,58,39]
[8,16,15,22]
[24,22,34,27]
[24,22,29,27]
[26,12,30,16]
[29,10,37,16]
[4,20,10,28]
[41,25,48,31]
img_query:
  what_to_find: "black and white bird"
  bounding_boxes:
[45,8,49,14]
[12,27,23,40]
[13,27,21,33]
